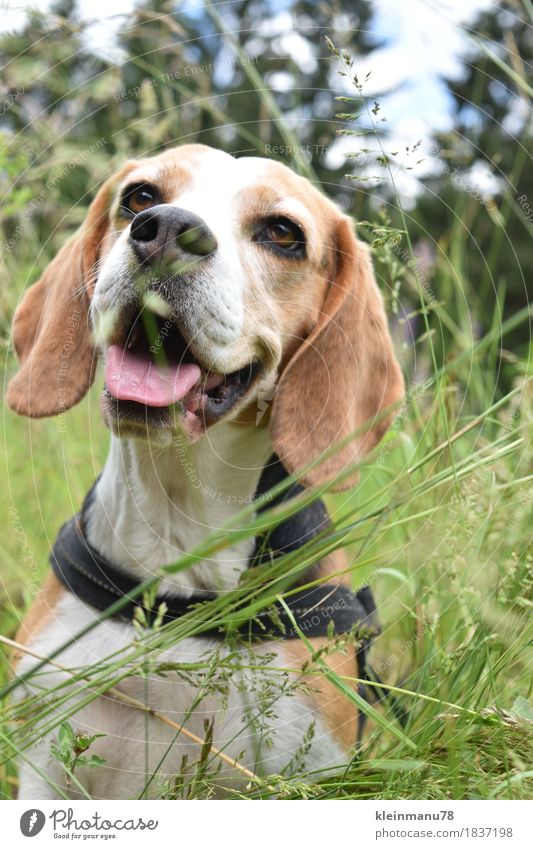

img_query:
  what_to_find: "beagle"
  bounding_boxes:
[7,144,404,799]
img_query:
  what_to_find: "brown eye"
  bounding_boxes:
[121,184,158,217]
[258,217,306,256]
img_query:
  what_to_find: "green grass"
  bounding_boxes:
[0,12,532,800]
[0,303,531,798]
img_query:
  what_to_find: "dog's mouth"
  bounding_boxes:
[104,309,261,428]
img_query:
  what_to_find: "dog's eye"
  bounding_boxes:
[121,184,158,217]
[257,217,306,257]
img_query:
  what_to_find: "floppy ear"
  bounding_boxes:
[270,215,404,491]
[7,168,133,418]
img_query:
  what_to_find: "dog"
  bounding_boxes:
[7,144,404,799]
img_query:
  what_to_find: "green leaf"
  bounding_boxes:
[365,759,428,772]
[57,721,75,757]
[77,755,107,768]
[511,697,533,723]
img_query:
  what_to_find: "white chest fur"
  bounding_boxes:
[84,423,273,596]
[16,592,345,799]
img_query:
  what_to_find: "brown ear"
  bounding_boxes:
[270,216,404,491]
[7,168,132,418]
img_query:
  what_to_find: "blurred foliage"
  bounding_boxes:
[0,0,531,378]
[422,0,533,355]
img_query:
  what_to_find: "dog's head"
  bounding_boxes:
[7,144,403,489]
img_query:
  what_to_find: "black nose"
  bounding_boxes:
[129,204,217,266]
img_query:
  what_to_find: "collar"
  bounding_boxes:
[50,455,379,645]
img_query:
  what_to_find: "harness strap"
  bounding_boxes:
[50,514,378,643]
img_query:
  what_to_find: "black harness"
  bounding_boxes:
[50,456,380,737]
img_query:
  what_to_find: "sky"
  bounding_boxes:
[326,0,498,199]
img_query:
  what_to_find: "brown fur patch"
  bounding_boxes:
[270,220,404,491]
[6,164,136,418]
[284,637,359,750]
[13,572,65,666]
[281,549,363,750]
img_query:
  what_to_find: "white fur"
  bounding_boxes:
[17,591,346,800]
[84,423,272,596]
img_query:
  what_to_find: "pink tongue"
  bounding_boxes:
[105,345,201,407]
